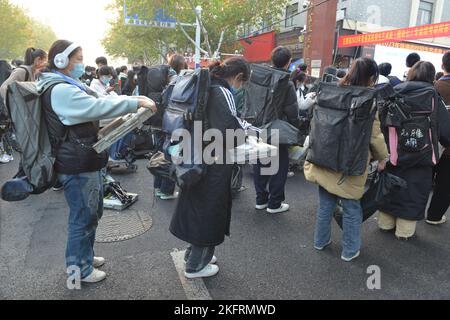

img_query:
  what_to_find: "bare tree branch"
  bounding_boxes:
[214,29,226,58]
[177,22,209,55]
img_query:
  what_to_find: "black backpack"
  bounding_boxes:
[137,65,171,127]
[379,82,440,168]
[159,68,211,189]
[306,82,378,178]
[241,64,291,127]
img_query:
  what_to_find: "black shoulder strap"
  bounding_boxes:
[18,66,30,82]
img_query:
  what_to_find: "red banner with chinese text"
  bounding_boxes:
[338,21,450,48]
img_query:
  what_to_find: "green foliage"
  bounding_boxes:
[103,0,289,64]
[0,0,57,60]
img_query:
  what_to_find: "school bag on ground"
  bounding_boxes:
[1,80,65,201]
[306,82,378,178]
[378,83,439,168]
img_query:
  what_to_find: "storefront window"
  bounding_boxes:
[417,0,434,26]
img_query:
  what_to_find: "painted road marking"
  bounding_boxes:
[171,249,213,300]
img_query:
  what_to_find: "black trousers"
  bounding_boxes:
[253,145,289,210]
[427,154,450,221]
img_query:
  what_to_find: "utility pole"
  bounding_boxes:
[195,5,202,69]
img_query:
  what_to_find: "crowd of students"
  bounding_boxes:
[1,39,450,285]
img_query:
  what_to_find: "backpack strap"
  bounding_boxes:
[40,80,70,150]
[18,66,30,82]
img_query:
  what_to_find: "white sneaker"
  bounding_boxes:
[255,203,269,210]
[341,251,360,262]
[185,264,219,279]
[267,203,290,214]
[159,192,179,200]
[93,257,106,268]
[81,268,107,283]
[314,240,332,251]
[426,216,447,225]
[0,154,11,163]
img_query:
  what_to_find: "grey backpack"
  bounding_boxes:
[5,80,64,194]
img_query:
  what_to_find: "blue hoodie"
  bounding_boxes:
[37,72,139,126]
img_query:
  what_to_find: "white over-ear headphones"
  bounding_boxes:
[54,43,81,69]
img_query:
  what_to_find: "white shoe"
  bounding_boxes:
[159,192,179,200]
[426,216,447,225]
[341,251,360,262]
[81,268,107,283]
[255,203,269,210]
[314,240,332,251]
[93,257,106,268]
[185,264,219,279]
[0,154,12,163]
[267,203,290,214]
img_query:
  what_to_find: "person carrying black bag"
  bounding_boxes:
[253,46,299,214]
[170,58,251,279]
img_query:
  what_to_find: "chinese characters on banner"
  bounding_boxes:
[338,21,450,48]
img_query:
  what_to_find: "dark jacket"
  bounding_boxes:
[42,86,108,174]
[273,67,299,127]
[169,78,241,246]
[380,81,450,220]
[435,77,450,155]
[388,75,402,87]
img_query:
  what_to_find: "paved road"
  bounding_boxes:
[1,157,449,300]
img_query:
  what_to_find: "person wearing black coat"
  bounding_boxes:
[170,57,253,279]
[253,46,299,214]
[378,61,450,239]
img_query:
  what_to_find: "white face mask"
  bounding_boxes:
[101,76,112,86]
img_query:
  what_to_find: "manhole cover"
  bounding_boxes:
[96,210,153,243]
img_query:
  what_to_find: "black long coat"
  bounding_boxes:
[170,78,242,246]
[380,81,450,220]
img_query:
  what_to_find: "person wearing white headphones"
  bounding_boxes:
[37,40,156,285]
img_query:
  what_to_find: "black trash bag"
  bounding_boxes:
[334,171,407,229]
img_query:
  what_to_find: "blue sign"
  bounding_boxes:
[124,2,177,29]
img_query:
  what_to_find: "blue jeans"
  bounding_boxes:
[315,186,362,258]
[59,171,104,279]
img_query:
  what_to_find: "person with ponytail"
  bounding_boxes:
[0,48,48,166]
[0,48,47,102]
[170,57,255,279]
